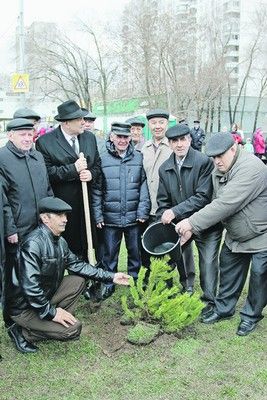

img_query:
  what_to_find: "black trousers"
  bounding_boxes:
[214,243,267,322]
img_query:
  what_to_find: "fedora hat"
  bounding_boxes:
[54,100,88,121]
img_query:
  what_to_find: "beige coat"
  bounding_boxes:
[189,148,267,252]
[142,137,172,215]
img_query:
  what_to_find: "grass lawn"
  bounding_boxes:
[0,243,266,400]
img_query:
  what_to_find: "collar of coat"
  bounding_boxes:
[6,140,39,160]
[106,139,135,160]
[164,146,195,171]
[142,136,169,148]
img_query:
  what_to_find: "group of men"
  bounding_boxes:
[0,101,130,355]
[0,99,266,357]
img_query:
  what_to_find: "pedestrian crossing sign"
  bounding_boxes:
[12,73,29,93]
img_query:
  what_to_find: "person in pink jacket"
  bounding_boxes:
[252,128,265,159]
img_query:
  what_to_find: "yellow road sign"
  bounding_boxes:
[12,73,29,93]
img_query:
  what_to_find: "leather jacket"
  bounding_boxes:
[9,224,114,320]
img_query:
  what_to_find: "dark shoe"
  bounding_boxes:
[180,285,194,295]
[102,285,115,300]
[201,311,232,324]
[7,324,38,353]
[201,304,214,317]
[236,320,257,336]
[186,286,194,295]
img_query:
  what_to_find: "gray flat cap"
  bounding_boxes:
[38,197,72,214]
[205,133,235,157]
[7,118,35,131]
[166,124,190,139]
[111,122,131,136]
[81,108,97,121]
[146,108,169,120]
[13,107,41,121]
[125,117,145,128]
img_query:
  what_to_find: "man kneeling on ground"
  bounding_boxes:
[7,197,130,353]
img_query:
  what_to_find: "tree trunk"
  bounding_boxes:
[217,92,222,132]
[205,102,210,132]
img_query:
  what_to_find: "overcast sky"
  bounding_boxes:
[0,0,129,73]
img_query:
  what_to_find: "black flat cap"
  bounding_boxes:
[13,107,41,121]
[81,108,97,121]
[111,122,131,136]
[146,108,169,120]
[7,118,34,131]
[38,197,72,214]
[54,100,88,121]
[165,124,191,139]
[125,117,145,128]
[205,133,235,157]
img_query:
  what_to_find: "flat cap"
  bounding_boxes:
[111,122,131,136]
[165,124,191,139]
[146,108,169,120]
[7,118,34,131]
[205,132,235,157]
[13,107,41,121]
[125,117,145,128]
[38,197,72,214]
[81,108,97,121]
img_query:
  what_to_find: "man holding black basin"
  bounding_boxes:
[156,124,222,313]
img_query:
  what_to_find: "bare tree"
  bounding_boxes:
[79,22,118,132]
[27,22,118,132]
[253,71,267,131]
[120,0,162,104]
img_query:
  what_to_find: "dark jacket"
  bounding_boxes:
[36,127,101,256]
[0,181,14,301]
[156,147,214,221]
[92,140,151,227]
[9,224,114,320]
[190,127,205,151]
[0,141,53,241]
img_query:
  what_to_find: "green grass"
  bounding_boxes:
[0,242,266,400]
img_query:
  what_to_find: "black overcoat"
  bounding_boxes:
[36,127,101,258]
[156,147,214,220]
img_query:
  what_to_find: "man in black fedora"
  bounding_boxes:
[36,100,101,267]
